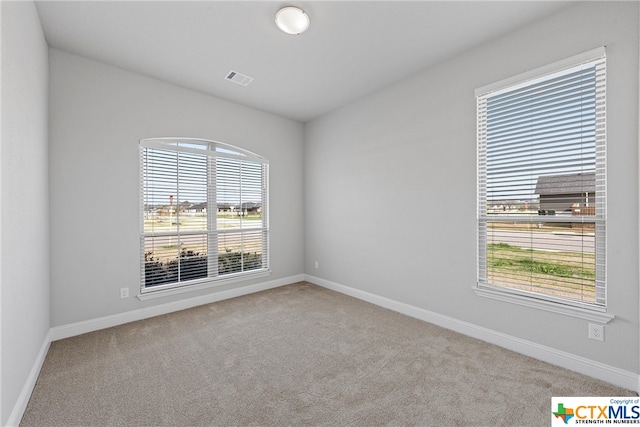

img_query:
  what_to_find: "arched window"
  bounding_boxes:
[140,138,269,295]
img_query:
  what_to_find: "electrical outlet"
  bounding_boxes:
[588,323,604,341]
[315,261,319,269]
[120,287,129,299]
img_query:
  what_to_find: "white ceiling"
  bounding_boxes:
[35,1,571,123]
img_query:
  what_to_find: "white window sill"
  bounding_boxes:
[474,285,614,324]
[137,269,271,301]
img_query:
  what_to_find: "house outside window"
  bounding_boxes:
[140,137,269,294]
[476,48,606,312]
[535,173,596,227]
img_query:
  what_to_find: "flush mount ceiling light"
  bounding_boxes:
[275,6,310,35]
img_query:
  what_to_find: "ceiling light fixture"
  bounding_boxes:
[275,6,310,35]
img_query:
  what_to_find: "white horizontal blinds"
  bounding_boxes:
[141,145,209,287]
[260,162,269,269]
[217,230,264,274]
[216,157,267,275]
[142,148,179,287]
[477,50,606,308]
[593,55,607,306]
[140,138,269,291]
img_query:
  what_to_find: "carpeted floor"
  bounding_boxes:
[21,282,634,426]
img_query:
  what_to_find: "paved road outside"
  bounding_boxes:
[488,229,595,254]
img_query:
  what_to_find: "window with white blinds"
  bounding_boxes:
[140,138,269,293]
[476,48,606,310]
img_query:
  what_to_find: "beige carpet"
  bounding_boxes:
[21,282,634,426]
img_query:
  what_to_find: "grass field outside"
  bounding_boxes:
[487,242,596,303]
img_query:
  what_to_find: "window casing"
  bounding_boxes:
[140,138,269,294]
[476,48,606,311]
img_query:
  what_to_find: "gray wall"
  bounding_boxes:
[1,1,50,424]
[48,49,304,327]
[304,1,639,373]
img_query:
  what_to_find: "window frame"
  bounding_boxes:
[139,137,270,299]
[474,48,612,322]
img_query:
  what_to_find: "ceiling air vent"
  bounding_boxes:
[225,70,253,86]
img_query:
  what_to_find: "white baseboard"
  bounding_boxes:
[51,274,304,341]
[9,275,302,425]
[6,330,52,427]
[12,273,636,427]
[305,274,639,393]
